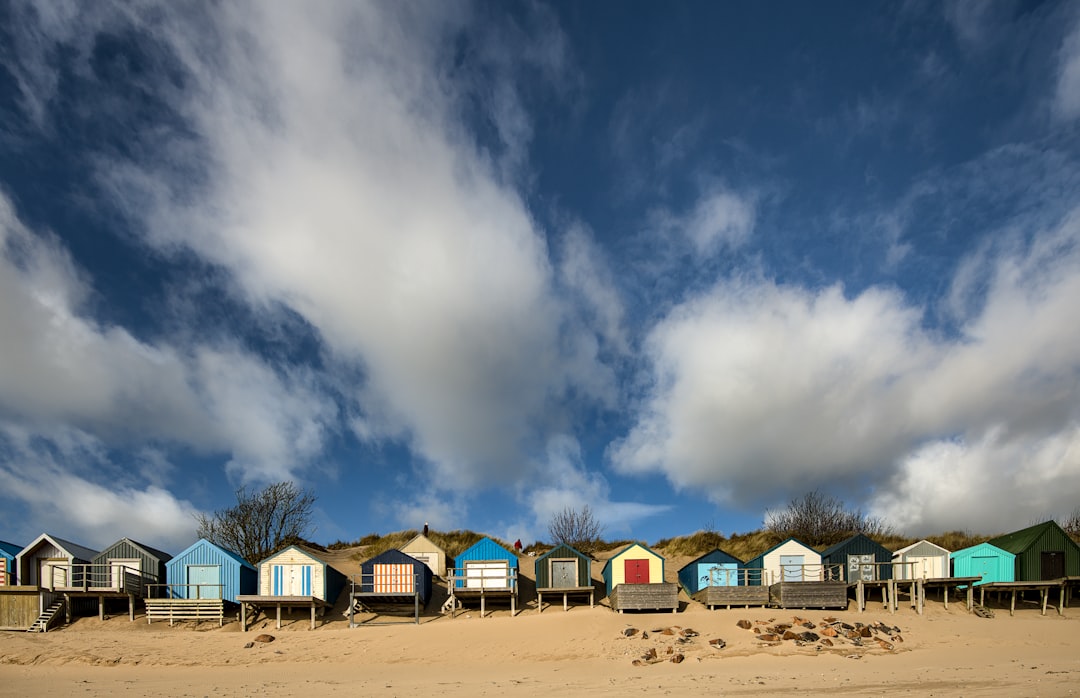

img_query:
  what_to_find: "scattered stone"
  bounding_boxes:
[632,659,645,666]
[800,632,819,642]
[623,628,639,637]
[756,633,780,642]
[876,639,895,651]
[782,630,800,641]
[670,654,685,664]
[642,648,657,660]
[846,654,862,660]
[661,628,675,636]
[243,642,254,649]
[801,621,816,629]
[709,638,726,649]
[892,634,903,643]
[823,616,838,623]
[253,634,275,644]
[820,626,838,637]
[820,638,834,647]
[858,626,872,638]
[682,628,698,637]
[736,619,752,630]
[665,646,673,655]
[641,632,648,640]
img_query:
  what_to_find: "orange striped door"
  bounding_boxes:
[373,564,414,593]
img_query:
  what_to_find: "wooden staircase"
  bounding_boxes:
[28,599,65,633]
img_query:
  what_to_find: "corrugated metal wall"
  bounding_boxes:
[950,543,1014,585]
[1016,527,1080,580]
[677,549,743,594]
[821,535,893,581]
[360,549,432,602]
[165,540,256,603]
[535,544,591,589]
[92,539,169,583]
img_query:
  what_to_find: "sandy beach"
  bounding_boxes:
[1,593,1077,697]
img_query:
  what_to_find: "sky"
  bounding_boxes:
[1,0,1079,555]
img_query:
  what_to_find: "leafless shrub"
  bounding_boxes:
[1062,507,1080,540]
[548,505,603,554]
[195,482,316,565]
[765,489,894,548]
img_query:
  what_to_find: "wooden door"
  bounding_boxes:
[273,564,312,595]
[701,563,738,587]
[780,555,804,582]
[373,563,413,593]
[41,560,67,589]
[465,561,507,589]
[624,558,649,584]
[112,559,141,590]
[550,560,577,588]
[187,565,220,599]
[1041,551,1065,580]
[848,554,876,582]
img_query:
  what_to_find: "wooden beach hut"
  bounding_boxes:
[400,533,449,578]
[237,545,347,630]
[534,543,594,612]
[821,534,893,582]
[601,543,677,613]
[164,539,257,602]
[892,540,950,580]
[447,537,519,617]
[987,521,1080,581]
[349,548,433,625]
[744,538,823,585]
[15,533,99,590]
[0,540,21,586]
[950,543,1014,586]
[679,548,768,609]
[92,538,172,593]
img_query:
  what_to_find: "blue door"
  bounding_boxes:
[780,555,804,582]
[700,562,738,587]
[970,556,997,586]
[187,565,220,599]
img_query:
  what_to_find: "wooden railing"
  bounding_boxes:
[43,564,156,595]
[146,583,225,600]
[446,567,518,592]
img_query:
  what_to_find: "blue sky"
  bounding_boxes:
[2,1,1080,554]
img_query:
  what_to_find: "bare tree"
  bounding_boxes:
[195,482,316,565]
[548,505,603,554]
[765,489,893,547]
[1062,507,1080,539]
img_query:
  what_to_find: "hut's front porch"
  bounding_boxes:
[692,585,770,610]
[535,585,594,613]
[237,594,329,630]
[768,581,849,609]
[978,580,1067,617]
[608,582,678,613]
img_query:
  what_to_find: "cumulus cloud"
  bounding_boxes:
[0,425,200,551]
[612,208,1080,532]
[650,186,756,256]
[65,3,615,489]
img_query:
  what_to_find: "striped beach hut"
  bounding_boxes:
[821,534,893,582]
[400,533,449,578]
[0,541,21,586]
[601,543,677,612]
[987,520,1080,581]
[358,549,433,604]
[950,542,1014,586]
[744,538,822,585]
[165,539,257,603]
[92,538,172,592]
[258,545,347,603]
[678,548,745,594]
[892,540,950,580]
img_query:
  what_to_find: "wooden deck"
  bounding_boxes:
[978,580,1067,616]
[349,590,424,626]
[535,585,594,613]
[692,585,770,610]
[144,598,226,626]
[608,583,678,613]
[236,594,329,631]
[768,581,848,609]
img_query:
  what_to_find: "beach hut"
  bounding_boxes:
[0,541,21,586]
[164,539,257,603]
[987,520,1080,581]
[358,549,432,603]
[892,540,950,580]
[400,533,449,578]
[821,534,893,582]
[678,548,745,594]
[15,533,99,589]
[534,543,594,612]
[237,545,348,631]
[92,538,172,593]
[950,543,1014,586]
[744,538,823,585]
[447,537,518,617]
[601,543,677,612]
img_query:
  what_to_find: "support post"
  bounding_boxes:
[129,595,134,622]
[276,603,281,629]
[99,595,104,621]
[943,584,948,610]
[241,602,247,632]
[563,592,568,612]
[537,591,543,614]
[311,602,316,630]
[857,580,864,612]
[1041,588,1048,616]
[1010,590,1016,616]
[966,585,973,612]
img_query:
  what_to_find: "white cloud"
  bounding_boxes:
[0,425,200,551]
[79,3,612,489]
[612,208,1080,532]
[1054,16,1080,121]
[650,186,756,256]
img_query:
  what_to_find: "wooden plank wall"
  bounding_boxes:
[609,583,678,612]
[768,581,849,609]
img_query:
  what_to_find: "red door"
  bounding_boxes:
[624,559,650,584]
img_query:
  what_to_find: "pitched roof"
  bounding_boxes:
[680,547,744,569]
[115,538,173,562]
[172,538,257,570]
[600,542,664,574]
[892,539,949,556]
[987,520,1071,554]
[0,540,22,558]
[747,537,817,564]
[19,533,99,562]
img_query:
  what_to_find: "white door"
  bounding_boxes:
[41,560,67,589]
[465,561,508,589]
[112,559,141,590]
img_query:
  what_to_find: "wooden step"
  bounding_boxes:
[28,599,65,633]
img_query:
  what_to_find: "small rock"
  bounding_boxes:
[736,619,752,630]
[823,616,838,623]
[670,654,685,664]
[859,626,872,638]
[641,632,648,640]
[642,648,657,660]
[253,634,275,643]
[661,628,675,636]
[756,633,780,642]
[782,630,799,641]
[800,632,819,642]
[891,634,904,643]
[632,659,645,666]
[846,653,862,659]
[821,626,838,637]
[243,642,254,649]
[709,638,726,649]
[820,638,834,647]
[665,646,673,655]
[623,628,639,637]
[682,628,698,637]
[876,639,894,651]
[801,621,816,629]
